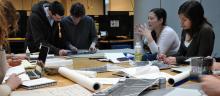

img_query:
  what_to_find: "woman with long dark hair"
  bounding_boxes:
[159,0,215,64]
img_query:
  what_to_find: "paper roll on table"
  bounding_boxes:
[58,67,101,91]
[168,71,190,86]
[75,70,97,78]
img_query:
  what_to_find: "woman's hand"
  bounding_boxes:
[212,62,220,70]
[6,74,22,90]
[157,54,167,61]
[137,23,152,38]
[164,57,177,64]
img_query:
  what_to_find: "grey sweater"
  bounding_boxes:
[61,16,97,49]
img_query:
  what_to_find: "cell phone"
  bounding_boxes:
[37,45,49,63]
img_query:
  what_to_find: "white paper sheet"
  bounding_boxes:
[119,66,160,76]
[75,70,97,78]
[45,58,73,68]
[2,65,30,83]
[118,66,172,80]
[168,71,190,85]
[135,72,173,80]
[4,65,25,76]
[171,66,191,72]
[21,60,36,68]
[30,54,55,59]
[164,88,204,96]
[104,53,125,63]
[22,77,56,87]
[11,84,92,96]
[58,67,101,91]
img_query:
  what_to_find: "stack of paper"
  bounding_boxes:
[118,66,172,80]
[104,53,126,63]
[2,65,30,83]
[30,54,55,59]
[45,58,73,68]
[20,60,36,68]
[11,84,92,96]
[164,88,205,96]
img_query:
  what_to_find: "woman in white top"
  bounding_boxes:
[137,8,180,56]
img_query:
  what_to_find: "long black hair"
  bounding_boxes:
[150,8,167,26]
[178,0,212,37]
[149,8,167,42]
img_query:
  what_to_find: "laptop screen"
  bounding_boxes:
[38,45,49,63]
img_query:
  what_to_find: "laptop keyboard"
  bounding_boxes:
[26,70,41,79]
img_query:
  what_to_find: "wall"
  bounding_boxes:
[109,0,134,11]
[9,0,104,16]
[201,0,220,55]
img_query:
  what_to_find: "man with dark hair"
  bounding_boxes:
[61,2,97,53]
[26,1,68,55]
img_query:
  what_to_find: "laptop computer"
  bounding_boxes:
[26,45,49,79]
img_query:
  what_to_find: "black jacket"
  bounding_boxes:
[61,16,97,49]
[174,23,215,64]
[26,1,62,55]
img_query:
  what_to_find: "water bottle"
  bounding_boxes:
[134,42,142,62]
[26,46,30,61]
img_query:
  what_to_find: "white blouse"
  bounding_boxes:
[144,26,180,55]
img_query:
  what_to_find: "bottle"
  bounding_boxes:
[26,46,30,61]
[134,42,142,62]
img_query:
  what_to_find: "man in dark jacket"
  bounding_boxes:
[61,2,97,53]
[26,1,67,55]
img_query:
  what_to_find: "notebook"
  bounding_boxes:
[21,77,57,90]
[11,84,92,96]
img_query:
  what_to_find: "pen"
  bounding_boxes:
[157,47,161,60]
[158,47,160,55]
[4,72,25,83]
[16,72,25,76]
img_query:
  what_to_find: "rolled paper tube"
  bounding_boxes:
[58,67,101,91]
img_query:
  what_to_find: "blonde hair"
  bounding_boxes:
[0,0,18,47]
[2,0,18,32]
[0,2,8,46]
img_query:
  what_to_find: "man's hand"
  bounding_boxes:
[89,42,97,53]
[7,54,27,67]
[6,74,22,90]
[59,49,68,56]
[7,58,22,67]
[201,75,220,96]
[70,45,78,53]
